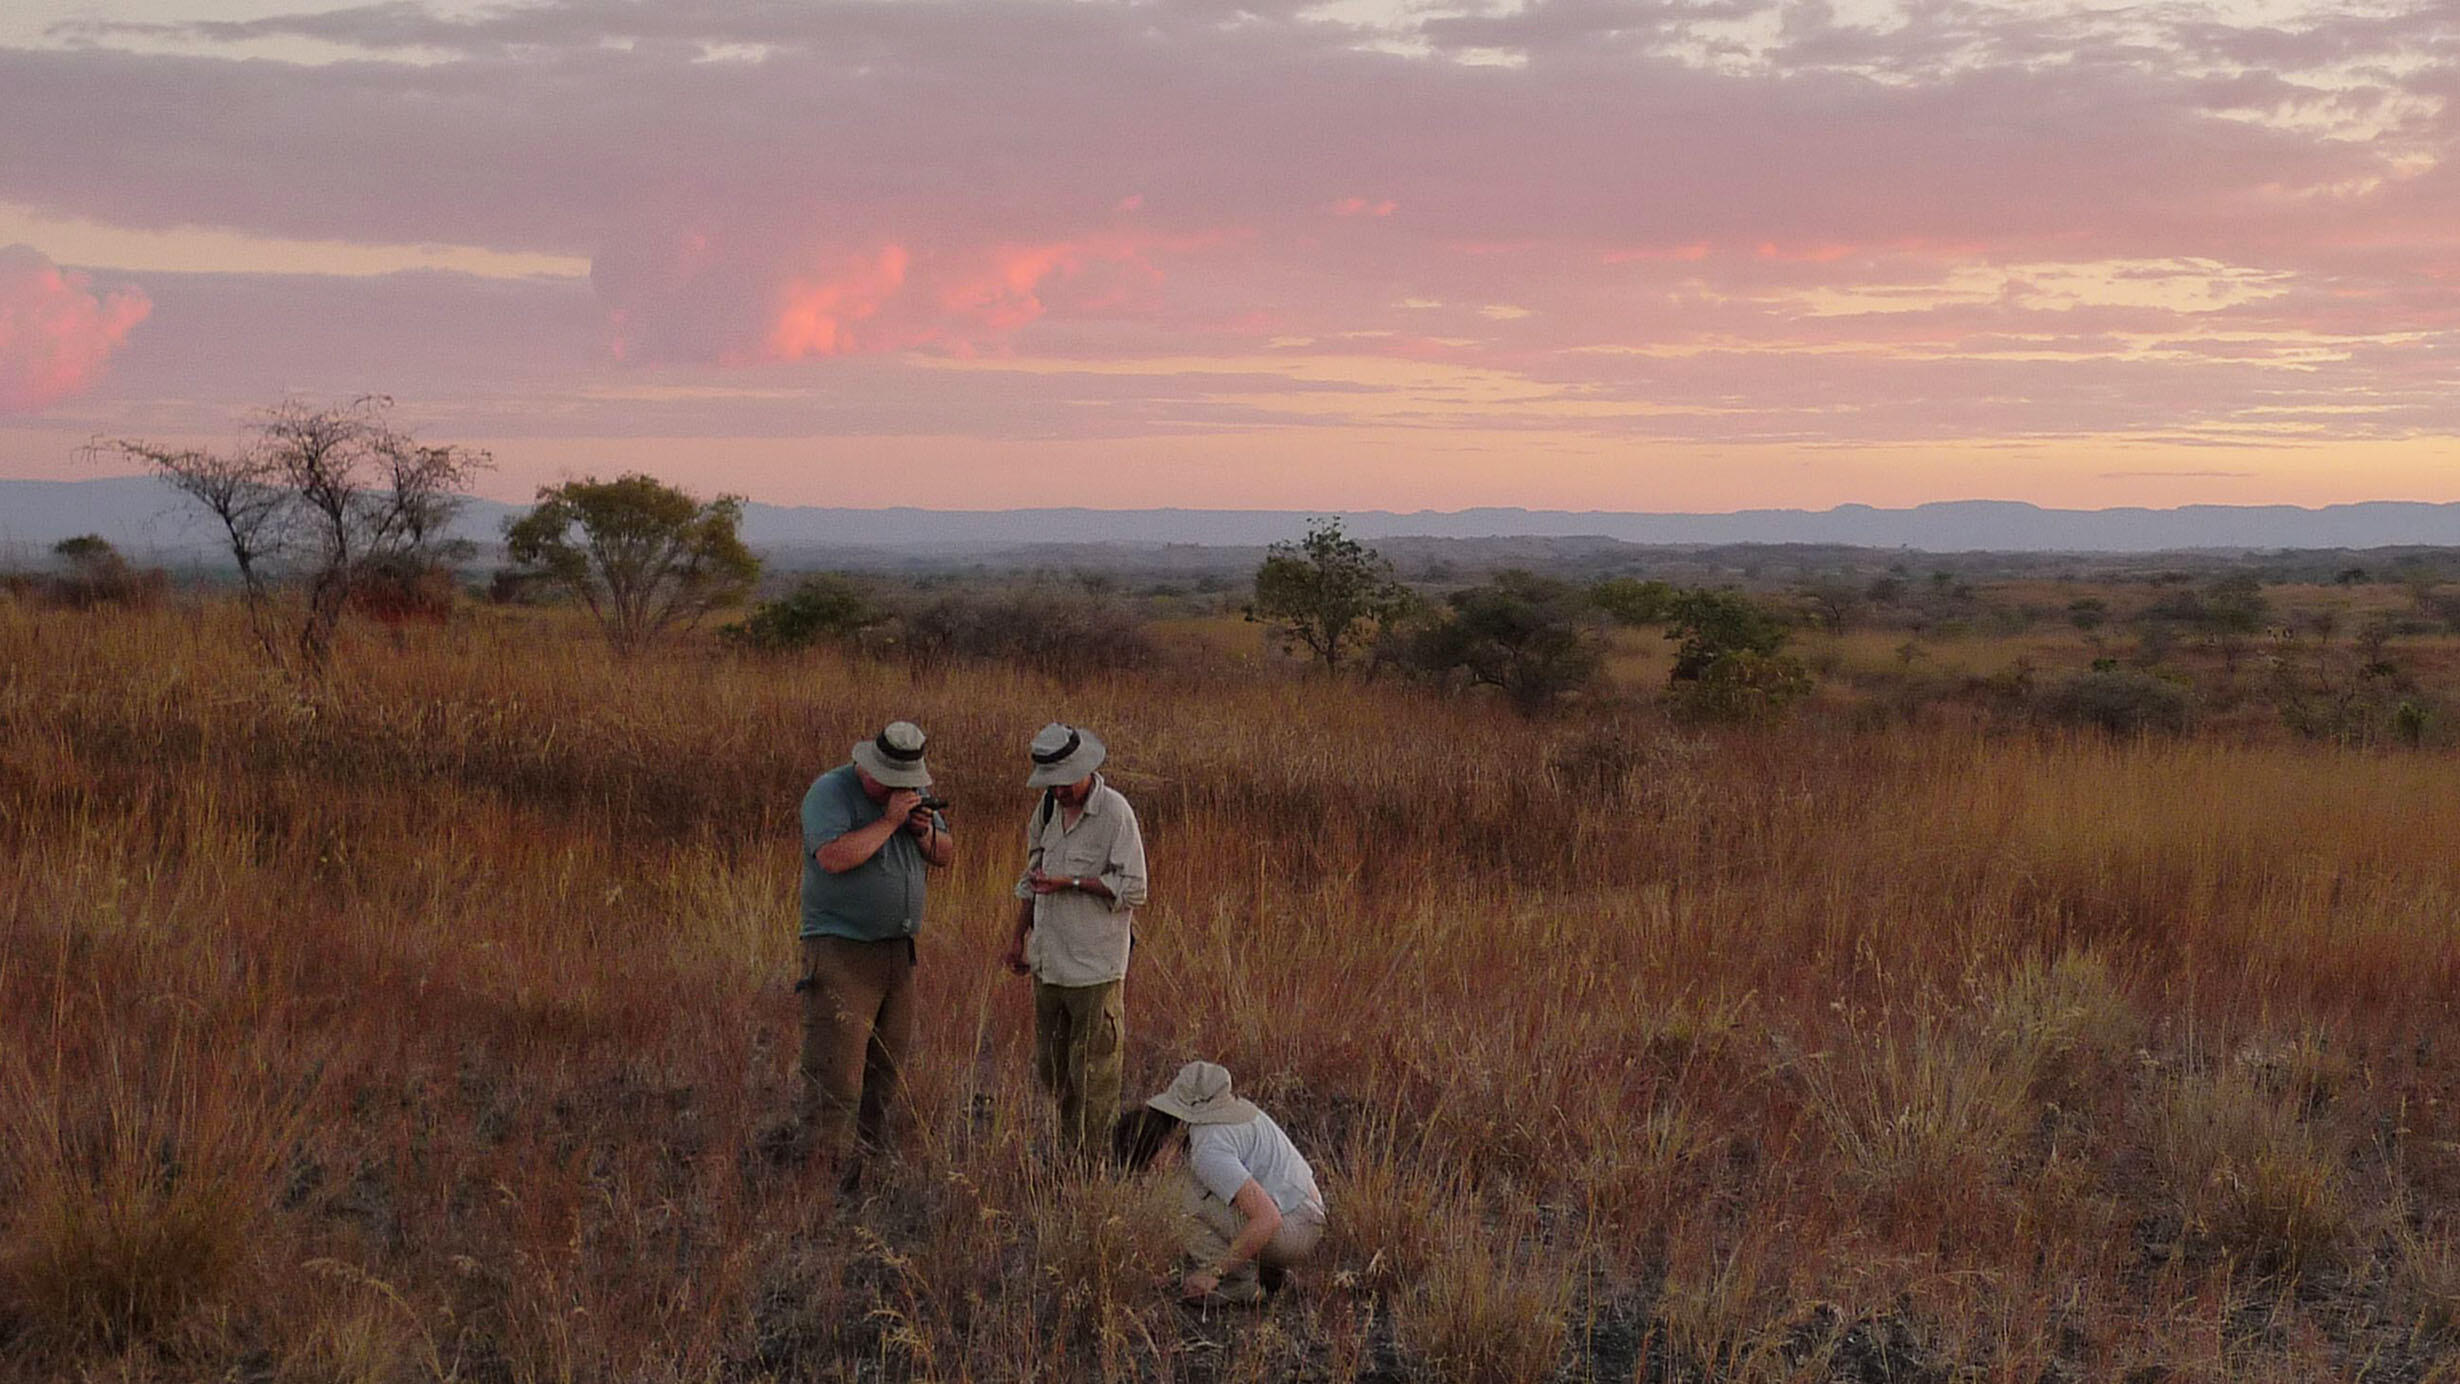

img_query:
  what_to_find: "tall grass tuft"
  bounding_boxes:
[0,1019,314,1355]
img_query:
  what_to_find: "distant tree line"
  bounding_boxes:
[1237,517,1815,719]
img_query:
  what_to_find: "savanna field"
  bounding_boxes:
[9,590,2460,1383]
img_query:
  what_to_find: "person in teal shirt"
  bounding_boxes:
[796,720,952,1181]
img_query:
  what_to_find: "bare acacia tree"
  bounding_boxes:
[92,396,491,672]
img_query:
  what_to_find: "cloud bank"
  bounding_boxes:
[0,243,148,413]
[0,0,2452,502]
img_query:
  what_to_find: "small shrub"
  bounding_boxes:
[1662,588,1813,722]
[899,584,1155,677]
[1985,949,2141,1098]
[1789,1020,2033,1210]
[1664,588,1789,681]
[346,554,458,625]
[1544,718,1678,797]
[1397,1230,1570,1383]
[0,1026,311,1353]
[720,573,888,653]
[1324,1127,1459,1292]
[1654,1222,1792,1381]
[1667,649,1813,723]
[2395,1219,2460,1347]
[39,535,168,610]
[2151,1063,2349,1278]
[2038,668,2192,736]
[1591,576,1674,627]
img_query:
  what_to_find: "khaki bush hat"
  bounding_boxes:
[1026,722,1106,788]
[851,720,933,789]
[1147,1060,1259,1126]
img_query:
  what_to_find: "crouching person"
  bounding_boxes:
[1115,1061,1328,1305]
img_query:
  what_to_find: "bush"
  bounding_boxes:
[2152,1063,2349,1278]
[2038,668,2192,736]
[720,574,888,653]
[1666,650,1813,723]
[1661,588,1812,722]
[346,554,458,625]
[898,584,1155,677]
[1403,570,1604,714]
[39,536,167,611]
[1590,576,1674,627]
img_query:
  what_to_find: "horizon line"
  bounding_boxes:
[12,475,2460,518]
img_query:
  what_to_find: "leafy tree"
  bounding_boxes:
[1407,570,1604,713]
[1590,576,1675,627]
[721,573,887,652]
[1246,518,1413,671]
[503,473,760,655]
[2201,573,2269,675]
[96,396,489,671]
[1664,588,1791,681]
[2397,562,2444,614]
[1662,587,1812,721]
[2202,574,2269,636]
[1795,579,1863,635]
[2066,597,2109,632]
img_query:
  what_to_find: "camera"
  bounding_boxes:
[918,793,951,814]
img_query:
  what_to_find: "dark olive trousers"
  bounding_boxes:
[1032,978,1124,1156]
[799,935,916,1167]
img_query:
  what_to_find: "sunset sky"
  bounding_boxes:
[0,0,2454,511]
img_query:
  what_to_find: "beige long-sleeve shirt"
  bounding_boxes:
[1016,776,1149,987]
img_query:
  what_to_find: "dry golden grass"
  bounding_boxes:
[6,593,2460,1380]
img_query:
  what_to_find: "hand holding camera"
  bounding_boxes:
[905,792,948,835]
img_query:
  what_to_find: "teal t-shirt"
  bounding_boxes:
[799,764,940,942]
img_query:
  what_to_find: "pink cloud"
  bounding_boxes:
[1602,242,1713,264]
[0,0,2454,477]
[768,244,912,359]
[600,219,1209,365]
[0,244,149,414]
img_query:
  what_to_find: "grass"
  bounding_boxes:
[5,592,2460,1379]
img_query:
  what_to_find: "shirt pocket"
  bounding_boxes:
[1053,834,1112,878]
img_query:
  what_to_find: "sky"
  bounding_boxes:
[0,0,2454,512]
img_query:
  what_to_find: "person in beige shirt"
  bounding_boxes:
[1002,723,1150,1155]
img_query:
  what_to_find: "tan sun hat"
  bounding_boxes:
[1146,1060,1260,1126]
[850,720,933,789]
[1025,722,1106,788]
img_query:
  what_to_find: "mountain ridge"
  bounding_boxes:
[6,476,2460,559]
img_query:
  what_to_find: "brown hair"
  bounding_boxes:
[1112,1106,1183,1171]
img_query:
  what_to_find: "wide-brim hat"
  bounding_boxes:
[1147,1060,1259,1126]
[851,720,934,789]
[1026,722,1106,788]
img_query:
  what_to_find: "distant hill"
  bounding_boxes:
[6,476,2460,563]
